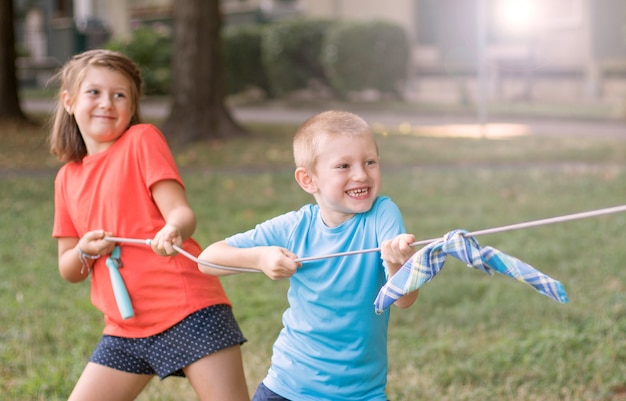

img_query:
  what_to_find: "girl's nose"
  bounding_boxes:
[99,95,113,109]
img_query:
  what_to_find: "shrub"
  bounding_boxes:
[105,25,172,96]
[321,20,410,98]
[261,18,334,96]
[223,24,271,95]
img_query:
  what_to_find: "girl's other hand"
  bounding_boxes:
[151,225,183,256]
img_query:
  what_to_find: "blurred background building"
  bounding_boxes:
[13,0,626,109]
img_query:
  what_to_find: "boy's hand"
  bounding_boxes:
[382,233,420,308]
[259,246,301,280]
[381,233,416,265]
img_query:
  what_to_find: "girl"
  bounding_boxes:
[49,49,249,401]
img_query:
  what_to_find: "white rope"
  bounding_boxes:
[105,204,626,271]
[103,236,259,273]
[295,204,626,262]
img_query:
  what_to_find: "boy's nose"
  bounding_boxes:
[352,166,368,181]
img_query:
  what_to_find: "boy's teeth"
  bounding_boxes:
[348,188,368,195]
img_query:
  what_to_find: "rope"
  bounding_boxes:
[104,204,626,272]
[103,236,258,273]
[295,204,626,262]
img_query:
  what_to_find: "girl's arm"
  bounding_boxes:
[57,230,115,283]
[198,240,300,279]
[150,179,197,256]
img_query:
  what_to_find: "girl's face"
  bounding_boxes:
[307,132,381,227]
[63,66,134,155]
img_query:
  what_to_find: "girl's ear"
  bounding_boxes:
[61,90,72,114]
[294,167,317,194]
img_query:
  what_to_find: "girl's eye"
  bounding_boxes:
[86,89,99,95]
[336,164,350,169]
[114,92,127,99]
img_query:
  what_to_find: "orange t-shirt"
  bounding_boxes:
[53,124,230,338]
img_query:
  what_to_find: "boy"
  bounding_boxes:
[198,110,418,401]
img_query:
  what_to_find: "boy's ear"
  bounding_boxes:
[294,167,317,194]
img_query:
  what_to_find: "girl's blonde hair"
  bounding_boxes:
[293,110,376,171]
[48,49,144,163]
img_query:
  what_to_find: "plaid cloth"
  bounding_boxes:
[440,230,492,274]
[374,230,568,314]
[480,246,568,304]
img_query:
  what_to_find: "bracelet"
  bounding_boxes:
[77,246,101,274]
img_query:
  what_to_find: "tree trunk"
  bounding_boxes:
[0,0,28,122]
[161,0,247,145]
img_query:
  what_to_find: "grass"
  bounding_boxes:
[1,115,625,400]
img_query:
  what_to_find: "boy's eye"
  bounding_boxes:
[365,159,378,166]
[336,163,350,169]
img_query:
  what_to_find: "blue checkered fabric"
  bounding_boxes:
[440,230,492,274]
[374,230,568,314]
[480,246,568,303]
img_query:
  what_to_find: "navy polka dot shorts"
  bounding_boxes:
[90,304,246,379]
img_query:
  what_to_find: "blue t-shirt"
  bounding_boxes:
[226,196,405,401]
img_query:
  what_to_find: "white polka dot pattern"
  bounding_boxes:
[90,304,246,378]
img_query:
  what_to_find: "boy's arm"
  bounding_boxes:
[382,233,420,308]
[198,240,300,279]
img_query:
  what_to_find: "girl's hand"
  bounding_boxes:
[78,229,115,257]
[151,224,183,256]
[381,233,416,265]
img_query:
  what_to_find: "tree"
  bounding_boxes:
[0,0,28,122]
[161,0,247,144]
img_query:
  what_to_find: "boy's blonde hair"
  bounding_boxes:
[48,49,144,163]
[293,110,376,170]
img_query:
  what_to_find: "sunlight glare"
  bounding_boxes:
[412,123,530,139]
[495,0,537,34]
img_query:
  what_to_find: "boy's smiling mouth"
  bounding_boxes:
[346,187,370,198]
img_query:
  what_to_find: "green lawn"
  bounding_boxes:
[1,118,625,400]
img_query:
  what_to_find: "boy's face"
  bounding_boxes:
[308,132,381,227]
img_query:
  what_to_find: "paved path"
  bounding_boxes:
[22,98,626,138]
[231,105,626,138]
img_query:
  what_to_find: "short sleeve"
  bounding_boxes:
[52,165,79,238]
[131,124,184,190]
